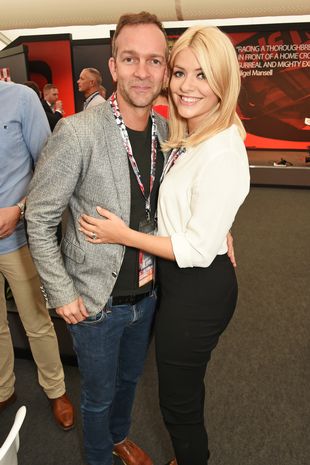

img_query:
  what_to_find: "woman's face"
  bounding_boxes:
[170,47,219,134]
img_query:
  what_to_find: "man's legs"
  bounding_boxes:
[0,245,66,399]
[68,291,156,465]
[110,291,157,443]
[0,270,15,402]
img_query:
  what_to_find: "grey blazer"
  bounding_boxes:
[26,101,168,315]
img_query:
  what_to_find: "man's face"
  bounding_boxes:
[109,24,168,111]
[46,88,59,104]
[77,69,93,94]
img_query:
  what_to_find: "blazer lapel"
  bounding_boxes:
[101,108,131,224]
[97,106,169,224]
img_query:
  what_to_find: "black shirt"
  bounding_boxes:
[112,118,164,296]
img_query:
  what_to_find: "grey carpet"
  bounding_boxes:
[1,186,309,465]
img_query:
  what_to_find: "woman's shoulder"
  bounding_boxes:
[190,124,246,165]
[192,125,242,156]
[204,124,240,145]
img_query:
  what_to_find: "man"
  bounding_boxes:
[77,68,106,109]
[26,12,168,465]
[0,80,74,430]
[42,83,64,130]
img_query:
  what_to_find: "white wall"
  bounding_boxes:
[1,15,309,51]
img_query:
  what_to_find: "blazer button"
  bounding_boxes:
[112,271,117,278]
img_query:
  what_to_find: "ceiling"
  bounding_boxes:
[1,0,309,30]
[0,0,309,51]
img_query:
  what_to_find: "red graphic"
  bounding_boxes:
[167,27,310,150]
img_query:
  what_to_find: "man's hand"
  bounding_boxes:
[56,297,89,324]
[54,100,64,114]
[0,206,21,239]
[227,231,237,268]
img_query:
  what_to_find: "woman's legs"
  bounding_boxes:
[156,256,237,465]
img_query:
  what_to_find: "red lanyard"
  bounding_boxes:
[161,146,186,181]
[110,92,158,220]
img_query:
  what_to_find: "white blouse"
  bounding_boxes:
[157,124,250,268]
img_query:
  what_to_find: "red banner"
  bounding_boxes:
[167,25,310,151]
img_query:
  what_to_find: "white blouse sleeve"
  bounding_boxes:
[171,148,250,268]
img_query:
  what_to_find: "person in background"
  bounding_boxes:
[24,80,41,99]
[77,68,106,110]
[153,87,169,119]
[78,25,250,465]
[42,83,64,131]
[0,80,74,431]
[2,80,45,303]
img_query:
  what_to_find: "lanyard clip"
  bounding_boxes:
[145,208,151,222]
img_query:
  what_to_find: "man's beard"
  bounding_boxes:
[118,81,161,109]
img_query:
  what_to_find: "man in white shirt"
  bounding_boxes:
[77,67,106,110]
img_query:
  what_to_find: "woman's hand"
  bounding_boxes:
[226,231,237,268]
[78,207,129,244]
[79,207,175,261]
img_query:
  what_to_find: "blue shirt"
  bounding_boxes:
[0,81,51,255]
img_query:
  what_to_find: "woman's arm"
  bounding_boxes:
[79,209,237,266]
[78,207,175,261]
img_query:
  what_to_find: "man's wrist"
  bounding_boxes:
[15,200,26,219]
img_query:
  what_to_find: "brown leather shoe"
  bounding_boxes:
[0,392,17,413]
[113,438,153,465]
[50,393,75,431]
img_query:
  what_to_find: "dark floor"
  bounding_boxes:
[1,186,310,465]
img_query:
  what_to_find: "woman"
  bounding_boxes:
[79,26,250,465]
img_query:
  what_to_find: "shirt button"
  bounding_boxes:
[112,271,117,278]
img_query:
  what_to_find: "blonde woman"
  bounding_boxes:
[79,26,250,465]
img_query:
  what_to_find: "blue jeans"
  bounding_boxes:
[68,291,157,465]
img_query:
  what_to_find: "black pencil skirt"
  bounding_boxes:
[155,253,238,465]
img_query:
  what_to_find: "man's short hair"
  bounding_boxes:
[112,11,168,59]
[85,68,102,86]
[43,83,57,95]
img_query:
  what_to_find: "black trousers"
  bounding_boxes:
[155,254,238,465]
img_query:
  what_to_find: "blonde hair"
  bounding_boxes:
[163,26,246,151]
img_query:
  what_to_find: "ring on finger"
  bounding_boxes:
[91,232,97,240]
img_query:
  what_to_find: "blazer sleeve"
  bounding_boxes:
[26,118,84,307]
